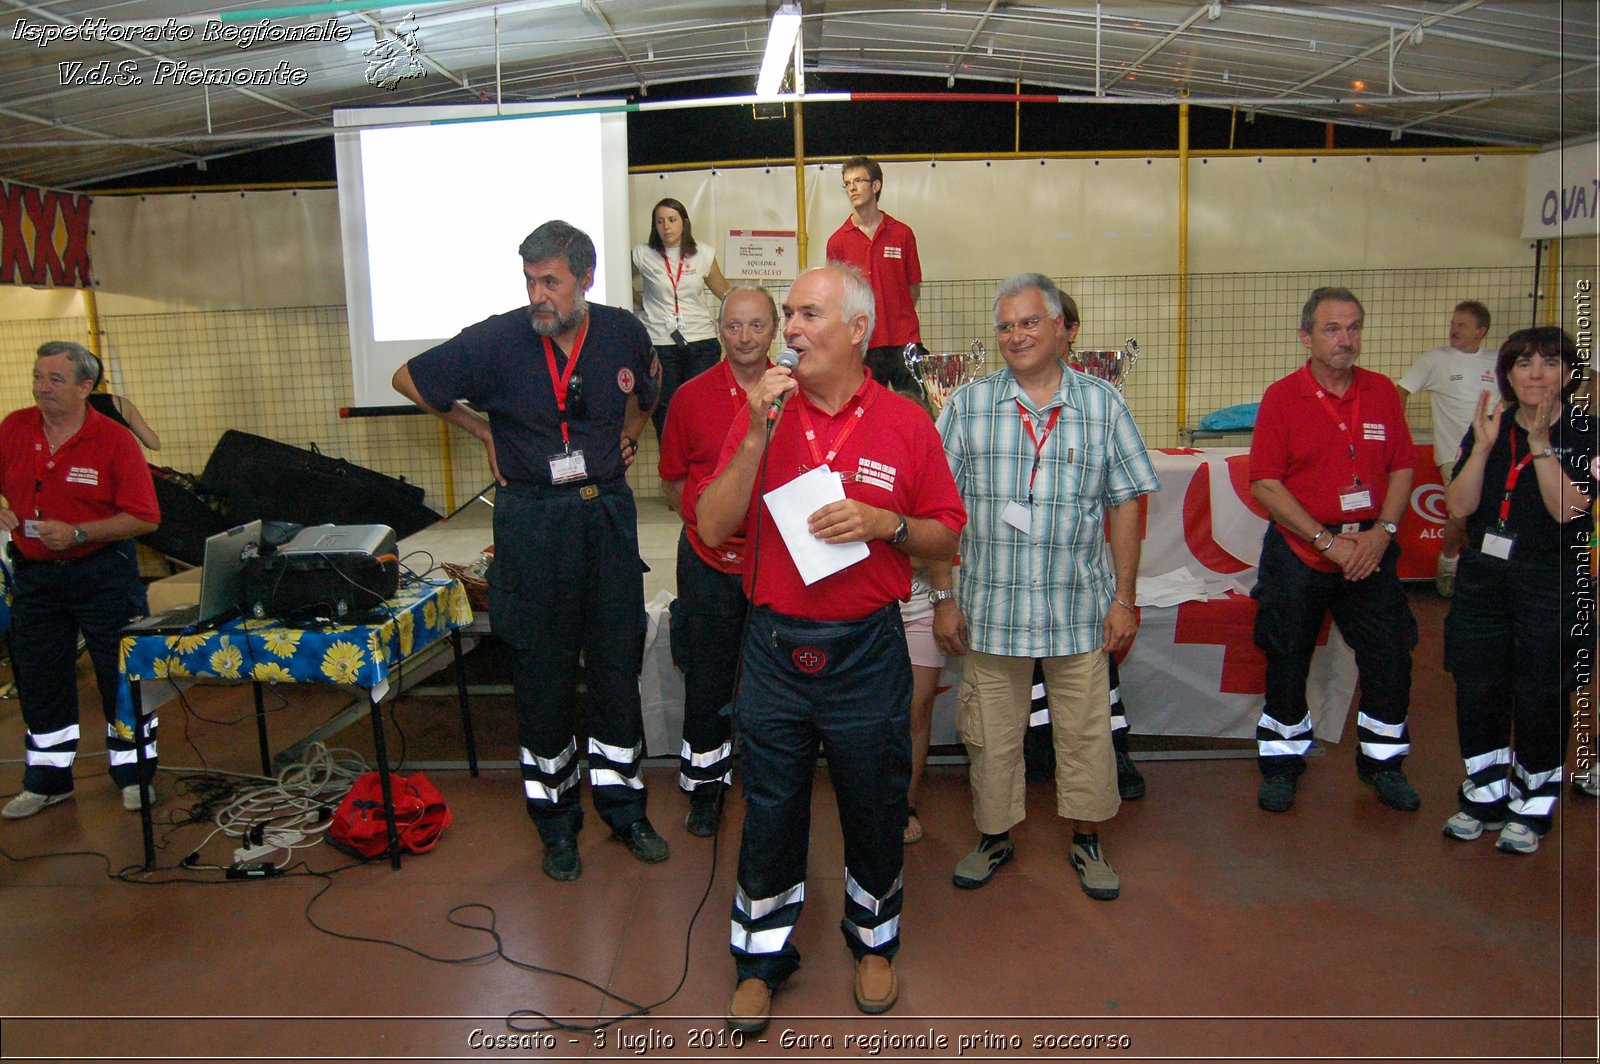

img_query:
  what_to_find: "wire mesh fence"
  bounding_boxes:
[1,261,1582,517]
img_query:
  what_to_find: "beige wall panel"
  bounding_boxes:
[0,286,86,322]
[89,189,345,314]
[1188,155,1527,272]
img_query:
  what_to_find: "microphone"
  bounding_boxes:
[767,347,799,422]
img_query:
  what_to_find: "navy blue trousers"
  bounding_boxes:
[10,541,153,795]
[1252,524,1417,778]
[489,481,648,844]
[669,529,745,794]
[1444,549,1580,833]
[730,603,911,986]
[650,339,720,441]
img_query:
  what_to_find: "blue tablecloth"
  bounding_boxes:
[120,578,474,687]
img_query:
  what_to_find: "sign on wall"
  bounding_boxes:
[0,179,92,287]
[724,229,797,279]
[1522,142,1600,240]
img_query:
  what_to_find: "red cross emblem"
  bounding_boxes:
[791,646,827,674]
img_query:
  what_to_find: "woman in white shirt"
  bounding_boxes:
[631,197,730,441]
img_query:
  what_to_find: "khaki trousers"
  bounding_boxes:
[959,650,1119,834]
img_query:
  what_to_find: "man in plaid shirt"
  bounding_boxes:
[936,272,1158,901]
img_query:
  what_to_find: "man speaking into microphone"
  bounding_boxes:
[697,263,966,1033]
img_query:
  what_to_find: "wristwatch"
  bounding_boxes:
[1378,520,1399,536]
[928,588,957,607]
[889,514,909,546]
[71,526,87,544]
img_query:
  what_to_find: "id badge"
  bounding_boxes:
[1002,500,1033,535]
[22,519,41,539]
[549,449,588,484]
[1338,482,1372,513]
[1481,528,1515,560]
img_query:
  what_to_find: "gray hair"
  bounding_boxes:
[518,220,596,281]
[834,262,877,353]
[993,273,1065,325]
[36,340,100,385]
[719,285,779,329]
[1300,287,1364,333]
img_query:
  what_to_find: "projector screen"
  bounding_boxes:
[334,103,632,408]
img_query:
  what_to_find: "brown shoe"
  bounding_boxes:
[853,954,898,1014]
[726,978,772,1034]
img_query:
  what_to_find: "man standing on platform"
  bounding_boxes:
[393,220,667,883]
[657,286,778,837]
[1,341,160,819]
[1248,287,1419,814]
[825,156,923,393]
[697,263,965,1033]
[935,273,1158,901]
[1398,300,1495,597]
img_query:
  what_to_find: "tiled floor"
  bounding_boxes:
[0,511,1595,1061]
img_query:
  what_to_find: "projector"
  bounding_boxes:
[243,524,399,622]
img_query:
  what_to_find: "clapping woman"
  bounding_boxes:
[631,198,730,442]
[1442,327,1593,854]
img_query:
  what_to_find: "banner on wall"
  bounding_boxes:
[1521,141,1600,240]
[724,229,797,279]
[0,179,92,288]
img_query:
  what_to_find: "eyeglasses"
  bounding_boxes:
[995,316,1045,337]
[841,178,874,190]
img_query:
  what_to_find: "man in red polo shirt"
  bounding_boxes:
[658,285,778,837]
[1248,288,1419,815]
[697,264,965,1034]
[825,156,923,393]
[0,341,160,819]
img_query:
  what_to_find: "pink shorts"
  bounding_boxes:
[903,613,947,670]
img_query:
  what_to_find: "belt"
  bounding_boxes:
[500,477,627,502]
[1323,519,1376,534]
[6,542,102,568]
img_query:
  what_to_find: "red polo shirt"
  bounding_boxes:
[1250,363,1414,571]
[0,405,160,562]
[825,212,923,349]
[659,359,756,574]
[712,376,966,620]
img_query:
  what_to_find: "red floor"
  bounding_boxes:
[0,588,1595,1062]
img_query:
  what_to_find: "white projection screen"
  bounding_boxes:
[334,102,631,408]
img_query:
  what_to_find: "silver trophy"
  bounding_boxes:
[904,340,987,416]
[1073,337,1140,391]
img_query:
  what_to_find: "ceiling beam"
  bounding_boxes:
[1101,2,1212,92]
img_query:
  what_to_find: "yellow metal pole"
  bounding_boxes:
[1176,100,1190,436]
[793,99,808,268]
[439,421,457,515]
[1015,77,1022,153]
[1544,238,1561,325]
[83,286,103,365]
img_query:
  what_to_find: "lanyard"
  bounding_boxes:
[1016,400,1063,504]
[796,377,875,469]
[1495,431,1535,527]
[540,319,589,451]
[1302,364,1364,483]
[661,248,686,319]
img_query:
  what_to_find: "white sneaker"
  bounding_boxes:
[121,784,155,811]
[1435,552,1459,598]
[2,790,73,819]
[1442,810,1503,841]
[1574,763,1599,798]
[1495,822,1540,855]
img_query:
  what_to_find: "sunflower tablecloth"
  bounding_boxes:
[120,578,474,688]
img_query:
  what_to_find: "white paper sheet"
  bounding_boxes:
[762,466,870,585]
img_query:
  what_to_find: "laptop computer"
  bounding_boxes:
[125,519,263,635]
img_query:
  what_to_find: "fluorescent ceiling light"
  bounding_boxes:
[757,3,802,95]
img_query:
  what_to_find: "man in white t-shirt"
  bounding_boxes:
[1397,300,1496,597]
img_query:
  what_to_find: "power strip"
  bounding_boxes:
[232,829,306,864]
